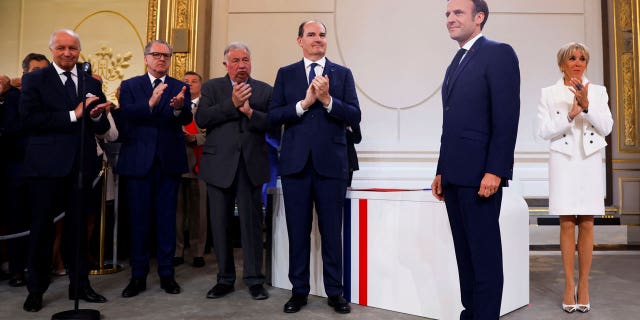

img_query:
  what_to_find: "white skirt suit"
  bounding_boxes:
[537,78,614,215]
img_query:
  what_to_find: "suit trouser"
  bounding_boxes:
[26,175,90,294]
[281,160,346,297]
[5,176,29,275]
[125,162,179,278]
[175,177,208,258]
[443,185,503,320]
[207,156,265,286]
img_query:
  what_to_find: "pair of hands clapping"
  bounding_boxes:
[149,83,187,111]
[301,75,331,110]
[74,95,113,120]
[232,82,254,118]
[567,78,589,121]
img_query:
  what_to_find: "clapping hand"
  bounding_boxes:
[169,86,187,110]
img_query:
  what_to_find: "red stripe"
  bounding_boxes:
[359,199,368,306]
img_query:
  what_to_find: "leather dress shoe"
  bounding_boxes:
[283,294,308,313]
[192,257,205,268]
[122,277,146,297]
[249,284,269,300]
[328,295,351,314]
[23,293,43,312]
[206,283,234,299]
[9,273,26,287]
[160,276,181,294]
[69,285,107,303]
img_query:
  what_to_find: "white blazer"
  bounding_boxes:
[537,78,613,157]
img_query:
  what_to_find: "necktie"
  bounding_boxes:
[63,71,77,101]
[308,63,318,85]
[153,78,162,89]
[446,48,467,89]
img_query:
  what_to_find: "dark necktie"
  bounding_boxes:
[446,48,467,89]
[153,78,162,89]
[63,71,77,101]
[308,62,318,85]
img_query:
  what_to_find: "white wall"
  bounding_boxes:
[209,0,604,197]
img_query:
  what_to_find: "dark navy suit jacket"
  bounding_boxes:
[437,37,520,187]
[269,59,360,179]
[19,64,110,178]
[116,74,192,177]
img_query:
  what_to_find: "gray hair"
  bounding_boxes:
[223,42,251,62]
[49,29,81,50]
[144,40,174,55]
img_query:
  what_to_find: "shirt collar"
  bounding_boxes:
[461,33,483,51]
[304,57,326,69]
[147,73,166,84]
[53,62,77,77]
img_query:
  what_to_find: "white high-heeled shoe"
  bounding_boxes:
[577,303,591,313]
[577,286,591,312]
[562,286,577,313]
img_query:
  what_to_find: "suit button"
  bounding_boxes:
[590,140,593,143]
[563,134,566,137]
[591,132,594,135]
[556,111,560,114]
[444,106,450,111]
[565,142,568,145]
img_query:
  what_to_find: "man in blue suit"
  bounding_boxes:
[116,40,191,297]
[431,1,520,319]
[19,29,112,312]
[269,20,361,314]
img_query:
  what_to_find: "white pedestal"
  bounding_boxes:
[271,187,529,319]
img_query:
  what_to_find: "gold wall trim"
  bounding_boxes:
[618,177,640,214]
[614,0,640,153]
[146,0,160,44]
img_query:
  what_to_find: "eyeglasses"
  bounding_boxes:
[146,52,172,59]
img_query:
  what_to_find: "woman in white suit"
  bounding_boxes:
[537,42,613,314]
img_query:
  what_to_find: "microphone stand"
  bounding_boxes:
[52,63,101,320]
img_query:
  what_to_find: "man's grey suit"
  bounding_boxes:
[195,75,272,286]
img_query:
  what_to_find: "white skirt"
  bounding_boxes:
[548,149,605,216]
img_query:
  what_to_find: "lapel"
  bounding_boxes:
[296,60,308,89]
[444,36,485,100]
[46,65,73,109]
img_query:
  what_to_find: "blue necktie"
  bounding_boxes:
[446,48,467,89]
[153,78,162,89]
[308,62,318,85]
[63,71,77,102]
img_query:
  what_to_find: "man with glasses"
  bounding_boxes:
[115,39,192,298]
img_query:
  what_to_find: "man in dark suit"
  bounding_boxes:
[431,1,520,319]
[269,20,361,314]
[195,42,272,301]
[116,39,191,297]
[18,29,112,312]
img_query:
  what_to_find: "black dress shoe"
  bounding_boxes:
[122,277,146,298]
[192,257,205,268]
[172,256,184,266]
[206,283,234,299]
[23,293,43,312]
[283,294,308,313]
[69,285,107,303]
[249,284,269,300]
[328,295,351,314]
[9,273,26,287]
[160,276,181,294]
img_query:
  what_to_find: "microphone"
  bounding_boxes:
[82,62,92,74]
